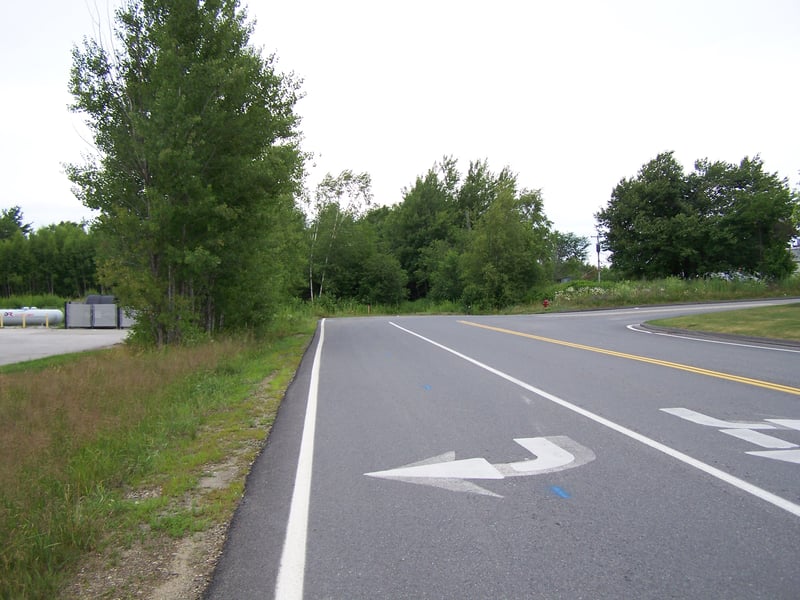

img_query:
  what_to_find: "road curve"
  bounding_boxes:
[208,300,800,599]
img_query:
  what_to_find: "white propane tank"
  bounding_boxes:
[0,307,64,327]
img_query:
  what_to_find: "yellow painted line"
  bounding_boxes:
[458,320,800,397]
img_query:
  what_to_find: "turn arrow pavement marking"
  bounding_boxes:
[661,407,800,465]
[747,449,800,464]
[365,436,595,498]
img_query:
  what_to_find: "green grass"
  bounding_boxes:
[0,318,317,599]
[648,303,800,342]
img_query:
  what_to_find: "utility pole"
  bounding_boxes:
[591,232,602,282]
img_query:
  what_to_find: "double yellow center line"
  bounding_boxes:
[458,320,800,397]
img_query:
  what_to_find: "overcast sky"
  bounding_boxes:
[1,1,798,242]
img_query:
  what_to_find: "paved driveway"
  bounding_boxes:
[0,327,129,366]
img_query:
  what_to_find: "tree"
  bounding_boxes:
[460,183,550,308]
[455,159,514,230]
[384,158,459,299]
[596,152,688,278]
[710,157,796,278]
[358,253,408,305]
[306,170,372,301]
[28,222,97,297]
[551,231,590,281]
[68,0,303,344]
[0,206,32,240]
[0,232,30,296]
[597,152,797,279]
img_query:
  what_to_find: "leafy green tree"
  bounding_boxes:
[0,206,32,240]
[68,0,303,344]
[0,232,30,296]
[710,157,796,278]
[380,157,560,305]
[455,159,514,230]
[27,222,97,297]
[551,231,590,281]
[420,239,463,302]
[597,152,688,278]
[358,253,408,305]
[460,184,551,308]
[307,170,372,301]
[384,159,459,299]
[597,153,797,279]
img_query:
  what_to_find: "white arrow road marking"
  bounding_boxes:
[505,437,575,473]
[366,456,504,480]
[495,436,595,477]
[746,449,800,464]
[662,408,800,464]
[660,407,776,430]
[766,419,800,431]
[365,436,595,497]
[720,429,799,449]
[365,452,505,498]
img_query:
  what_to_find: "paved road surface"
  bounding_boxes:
[0,327,129,365]
[208,300,800,599]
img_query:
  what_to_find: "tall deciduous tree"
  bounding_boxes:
[29,222,97,297]
[596,152,688,278]
[551,231,590,281]
[68,0,303,344]
[597,152,797,279]
[460,183,551,308]
[0,206,32,240]
[385,158,459,299]
[307,170,372,301]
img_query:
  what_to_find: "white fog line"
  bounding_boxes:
[627,324,800,353]
[389,321,800,519]
[275,319,325,600]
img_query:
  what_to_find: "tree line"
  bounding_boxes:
[7,0,796,345]
[305,160,592,309]
[0,207,97,298]
[597,152,797,280]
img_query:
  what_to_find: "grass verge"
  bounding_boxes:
[0,318,316,599]
[647,303,800,342]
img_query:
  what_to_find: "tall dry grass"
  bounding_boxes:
[0,338,253,599]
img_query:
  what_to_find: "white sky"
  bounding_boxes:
[1,0,798,244]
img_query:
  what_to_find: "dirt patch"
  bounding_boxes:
[63,524,227,600]
[63,464,244,600]
[63,434,265,598]
[149,524,228,600]
[61,368,287,599]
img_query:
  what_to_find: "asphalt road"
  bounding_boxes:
[207,300,800,599]
[0,327,129,365]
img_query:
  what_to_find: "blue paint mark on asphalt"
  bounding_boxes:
[422,384,432,391]
[550,485,571,498]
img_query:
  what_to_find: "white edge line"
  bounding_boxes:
[275,318,325,599]
[627,323,800,354]
[390,321,800,519]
